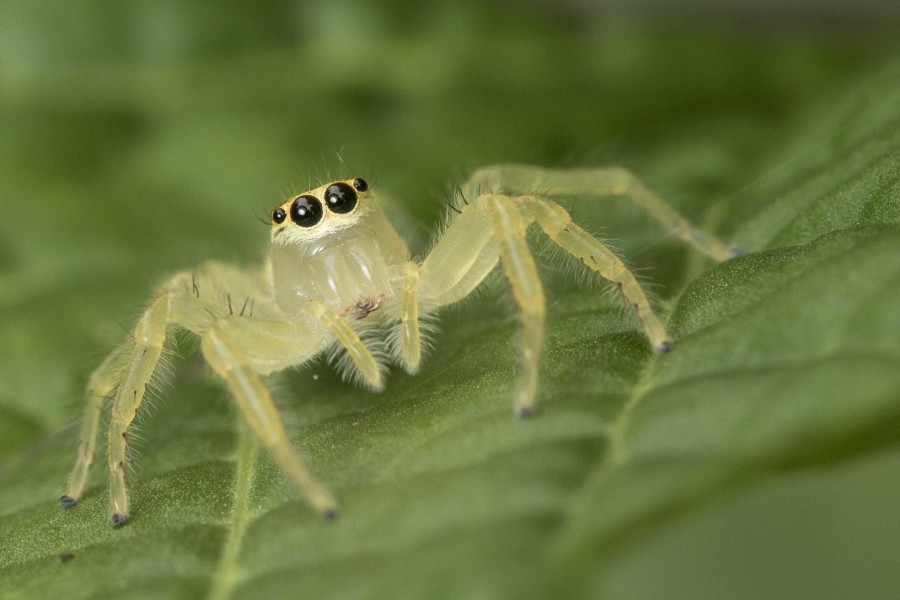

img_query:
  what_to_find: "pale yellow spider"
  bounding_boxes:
[59,165,738,526]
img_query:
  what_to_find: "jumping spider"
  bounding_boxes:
[59,165,739,526]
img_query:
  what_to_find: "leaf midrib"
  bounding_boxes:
[207,420,259,600]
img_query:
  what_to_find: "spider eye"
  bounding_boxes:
[290,195,323,227]
[272,207,286,224]
[324,182,358,214]
[352,178,368,192]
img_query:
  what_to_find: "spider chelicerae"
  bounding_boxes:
[59,164,738,526]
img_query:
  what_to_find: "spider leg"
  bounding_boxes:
[394,203,500,387]
[201,319,338,517]
[486,195,545,417]
[521,195,671,353]
[193,264,385,387]
[398,261,422,373]
[61,268,261,525]
[59,341,130,508]
[419,195,544,416]
[420,201,498,307]
[465,164,740,261]
[103,294,359,522]
[308,300,384,390]
[106,288,181,525]
[193,259,273,305]
[419,185,679,415]
[64,262,380,525]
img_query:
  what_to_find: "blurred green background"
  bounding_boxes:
[1,1,899,599]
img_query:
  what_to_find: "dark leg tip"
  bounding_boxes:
[322,506,340,521]
[58,495,77,509]
[728,246,745,259]
[111,513,129,527]
[515,405,534,419]
[655,340,674,355]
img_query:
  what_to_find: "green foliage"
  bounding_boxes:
[1,5,899,599]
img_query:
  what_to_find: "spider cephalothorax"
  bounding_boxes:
[268,178,408,322]
[60,164,738,526]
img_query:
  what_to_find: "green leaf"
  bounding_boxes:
[2,11,899,600]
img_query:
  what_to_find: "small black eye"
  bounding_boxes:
[352,178,368,192]
[290,195,323,227]
[324,182,358,214]
[272,207,286,224]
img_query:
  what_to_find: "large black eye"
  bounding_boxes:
[324,182,358,214]
[272,207,286,224]
[290,195,323,227]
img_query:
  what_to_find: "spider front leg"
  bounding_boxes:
[308,300,385,389]
[487,195,546,416]
[200,317,342,517]
[396,261,423,373]
[419,197,544,416]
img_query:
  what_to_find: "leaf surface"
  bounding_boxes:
[1,16,899,600]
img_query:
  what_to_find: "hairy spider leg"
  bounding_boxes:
[105,285,189,525]
[419,186,680,415]
[398,261,422,373]
[520,195,671,352]
[307,300,384,390]
[61,269,241,514]
[60,266,375,525]
[194,301,388,516]
[192,259,274,314]
[466,164,740,261]
[488,195,545,416]
[418,195,545,415]
[200,318,339,518]
[59,341,131,507]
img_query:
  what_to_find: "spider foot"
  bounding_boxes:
[514,405,535,419]
[58,495,77,509]
[655,340,674,355]
[310,491,340,520]
[111,513,129,527]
